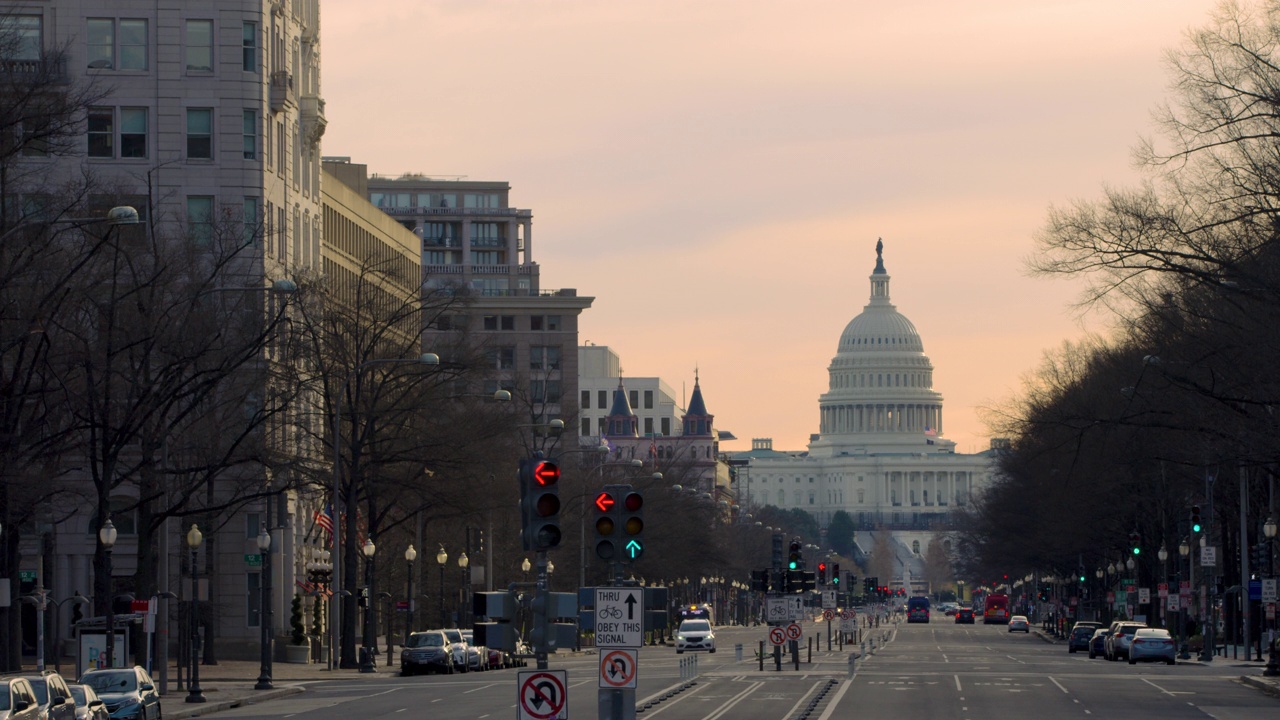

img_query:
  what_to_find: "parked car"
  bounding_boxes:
[460,631,489,671]
[442,628,471,672]
[1128,628,1177,665]
[675,619,716,653]
[486,647,506,669]
[1068,625,1097,653]
[66,686,107,720]
[1007,615,1030,633]
[1088,628,1109,659]
[77,667,160,720]
[1104,622,1148,661]
[955,608,975,624]
[22,672,75,720]
[400,630,454,675]
[1,677,41,720]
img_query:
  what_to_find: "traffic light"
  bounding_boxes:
[1078,566,1087,583]
[519,458,561,551]
[592,486,620,560]
[864,577,873,594]
[788,539,802,570]
[1251,542,1272,571]
[751,569,769,592]
[817,562,827,586]
[832,563,841,586]
[620,489,644,562]
[1191,505,1202,534]
[1130,531,1141,556]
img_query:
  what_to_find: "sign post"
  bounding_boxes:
[595,588,642,720]
[517,669,568,720]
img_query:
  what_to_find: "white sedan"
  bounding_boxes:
[1008,615,1031,633]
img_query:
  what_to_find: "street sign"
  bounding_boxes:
[840,618,856,633]
[1166,595,1179,612]
[594,588,643,648]
[599,648,638,689]
[518,669,568,720]
[766,598,789,623]
[1200,546,1217,567]
[789,596,804,621]
[1180,581,1191,597]
[1263,578,1277,603]
[822,609,834,621]
[785,623,802,641]
[841,609,854,620]
[1157,582,1168,598]
[768,627,786,646]
[1138,588,1150,604]
[18,570,35,582]
[821,590,836,609]
[244,554,262,567]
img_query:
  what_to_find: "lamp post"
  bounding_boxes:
[185,524,206,703]
[457,552,469,627]
[404,545,417,645]
[254,528,273,689]
[1179,538,1192,659]
[332,353,439,669]
[99,518,117,669]
[359,537,377,673]
[436,547,447,629]
[1265,515,1278,676]
[1158,545,1168,628]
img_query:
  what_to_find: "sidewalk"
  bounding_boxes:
[159,657,385,720]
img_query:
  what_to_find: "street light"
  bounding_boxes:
[332,353,439,669]
[404,545,417,645]
[98,518,118,669]
[1179,539,1192,659]
[254,528,273,689]
[1265,516,1279,676]
[436,547,447,629]
[458,552,469,627]
[185,524,206,703]
[359,537,377,673]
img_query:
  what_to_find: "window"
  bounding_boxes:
[119,19,146,69]
[643,390,653,409]
[243,110,257,159]
[87,107,113,157]
[581,390,590,409]
[120,107,146,157]
[481,315,514,330]
[644,418,653,435]
[185,19,213,71]
[0,15,41,61]
[186,108,212,159]
[486,346,514,370]
[629,391,638,409]
[246,512,262,538]
[186,196,214,244]
[87,19,113,68]
[598,391,607,409]
[660,418,671,436]
[530,315,562,331]
[530,346,560,371]
[243,197,259,245]
[107,497,137,535]
[242,22,257,72]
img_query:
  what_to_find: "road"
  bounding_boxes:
[192,618,1278,719]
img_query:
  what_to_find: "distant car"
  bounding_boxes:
[461,631,489,671]
[906,597,931,624]
[1007,615,1030,633]
[486,647,505,669]
[77,667,160,720]
[1068,625,1097,653]
[1104,622,1147,661]
[442,629,471,672]
[401,630,454,675]
[955,608,975,624]
[1128,628,1176,665]
[22,672,75,720]
[66,686,107,720]
[675,619,716,653]
[1,677,41,720]
[1088,628,1109,659]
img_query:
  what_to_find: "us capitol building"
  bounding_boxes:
[729,241,1000,560]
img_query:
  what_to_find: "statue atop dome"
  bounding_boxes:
[874,238,886,274]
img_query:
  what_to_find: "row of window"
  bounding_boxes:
[87,17,253,74]
[771,489,966,506]
[582,389,655,410]
[485,345,562,371]
[86,107,258,162]
[372,192,502,209]
[481,315,563,331]
[832,371,931,389]
[581,416,674,437]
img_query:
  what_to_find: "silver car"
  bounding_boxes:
[1128,628,1176,665]
[1104,622,1148,661]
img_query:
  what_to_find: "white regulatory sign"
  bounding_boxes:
[766,598,790,623]
[822,590,836,609]
[1264,578,1277,603]
[1201,546,1217,567]
[595,587,644,648]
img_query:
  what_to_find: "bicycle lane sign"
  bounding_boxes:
[595,587,643,648]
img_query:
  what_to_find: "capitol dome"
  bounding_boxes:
[838,307,923,353]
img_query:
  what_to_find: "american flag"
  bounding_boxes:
[314,503,335,536]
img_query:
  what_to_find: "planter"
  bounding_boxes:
[284,642,311,664]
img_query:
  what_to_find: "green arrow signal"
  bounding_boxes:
[626,539,643,559]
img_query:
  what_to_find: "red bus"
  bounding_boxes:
[983,593,1010,624]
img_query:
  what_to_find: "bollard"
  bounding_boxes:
[793,639,800,670]
[736,643,743,662]
[848,652,857,678]
[759,641,765,671]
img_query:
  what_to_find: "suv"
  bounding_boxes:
[77,667,160,720]
[675,619,716,653]
[1,677,41,720]
[1104,622,1147,661]
[906,597,930,623]
[22,672,74,720]
[401,630,454,675]
[442,628,471,673]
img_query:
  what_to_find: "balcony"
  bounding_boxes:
[269,71,296,112]
[300,94,326,145]
[469,236,506,248]
[422,236,461,248]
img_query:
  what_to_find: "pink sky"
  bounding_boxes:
[322,0,1220,454]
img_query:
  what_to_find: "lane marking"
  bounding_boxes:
[702,681,763,720]
[463,683,500,694]
[816,679,854,720]
[955,675,962,692]
[1049,676,1069,694]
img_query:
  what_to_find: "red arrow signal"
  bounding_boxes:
[595,492,615,512]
